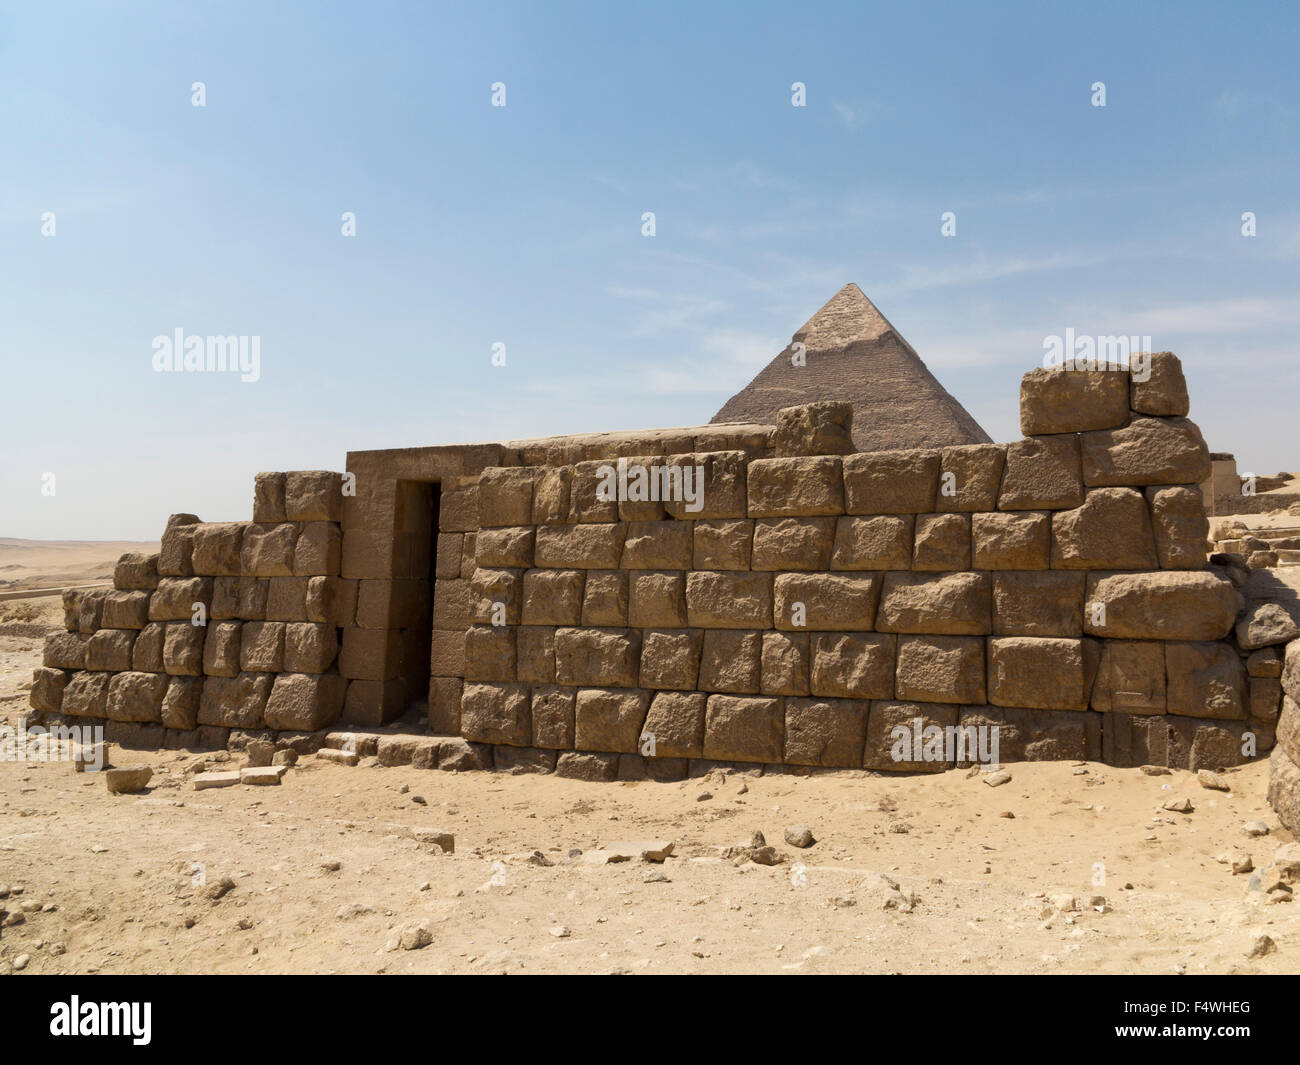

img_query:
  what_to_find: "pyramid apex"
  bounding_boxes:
[793,283,894,349]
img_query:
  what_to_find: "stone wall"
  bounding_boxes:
[29,354,1287,778]
[1272,639,1300,832]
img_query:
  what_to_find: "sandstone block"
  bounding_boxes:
[461,682,531,745]
[972,511,1049,570]
[530,686,575,749]
[751,517,835,571]
[864,700,958,772]
[810,633,895,699]
[239,621,285,673]
[463,625,517,682]
[641,691,707,758]
[628,571,688,627]
[202,621,242,677]
[1130,351,1189,417]
[640,629,704,690]
[43,631,88,670]
[1051,488,1159,570]
[264,673,346,730]
[554,627,641,688]
[693,519,753,570]
[580,570,628,626]
[912,513,971,571]
[1146,485,1208,570]
[190,522,246,577]
[998,435,1083,510]
[113,552,159,591]
[784,697,869,767]
[1235,602,1300,651]
[534,523,626,569]
[1081,417,1211,487]
[1084,571,1238,641]
[149,577,213,622]
[662,451,747,520]
[520,568,584,626]
[253,472,287,522]
[773,573,880,631]
[621,520,693,569]
[161,676,202,730]
[132,623,165,671]
[1251,676,1282,722]
[101,590,150,630]
[830,515,913,570]
[747,456,844,517]
[29,667,69,713]
[476,526,534,569]
[935,444,1006,512]
[162,623,203,676]
[198,672,273,729]
[876,572,990,635]
[843,449,940,514]
[895,635,986,703]
[86,628,136,672]
[284,471,344,522]
[283,622,338,674]
[686,571,773,629]
[988,637,1098,711]
[293,522,342,577]
[105,671,168,723]
[1090,639,1166,713]
[575,687,652,752]
[760,632,810,696]
[1019,367,1130,435]
[469,568,522,626]
[698,629,762,693]
[770,401,854,457]
[478,467,537,528]
[703,695,784,763]
[240,523,298,577]
[1165,642,1246,719]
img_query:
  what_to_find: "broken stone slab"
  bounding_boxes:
[194,771,241,790]
[1197,769,1230,792]
[105,766,152,795]
[240,766,288,785]
[317,747,359,766]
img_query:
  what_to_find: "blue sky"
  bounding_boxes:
[2,0,1297,539]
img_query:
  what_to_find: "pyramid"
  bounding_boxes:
[710,283,991,452]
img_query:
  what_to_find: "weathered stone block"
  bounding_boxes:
[241,523,298,577]
[43,631,88,670]
[239,621,285,673]
[339,627,403,681]
[784,697,869,767]
[628,571,688,627]
[912,513,971,571]
[555,751,619,781]
[1081,417,1211,487]
[29,667,70,712]
[876,572,990,635]
[830,515,913,570]
[1130,351,1189,417]
[284,471,344,522]
[1090,639,1166,713]
[662,451,748,520]
[1051,488,1159,570]
[478,467,537,528]
[569,461,622,523]
[572,687,651,752]
[530,467,573,524]
[621,520,693,569]
[534,523,626,569]
[132,623,165,671]
[770,401,854,457]
[1019,367,1130,435]
[686,571,773,629]
[761,632,810,696]
[972,511,1049,570]
[843,450,940,514]
[935,444,1006,512]
[698,629,762,693]
[463,625,517,682]
[149,577,213,622]
[1235,602,1300,651]
[991,571,1085,637]
[641,691,707,758]
[293,522,342,577]
[998,435,1083,510]
[198,672,273,729]
[253,472,286,523]
[190,522,246,577]
[895,635,985,703]
[100,591,152,630]
[114,552,160,591]
[751,517,835,571]
[512,626,553,684]
[158,514,201,576]
[161,676,202,730]
[62,671,111,717]
[747,456,844,517]
[1165,642,1246,719]
[461,682,531,745]
[531,686,576,749]
[86,628,136,672]
[101,670,161,723]
[555,627,641,688]
[264,673,346,731]
[1146,485,1208,570]
[1084,571,1239,641]
[469,568,523,626]
[283,622,338,674]
[580,570,628,626]
[476,526,534,569]
[76,587,108,633]
[520,568,584,626]
[639,629,704,690]
[162,623,203,676]
[703,694,784,763]
[810,633,895,699]
[1247,646,1282,678]
[773,573,880,631]
[988,637,1098,711]
[693,519,753,570]
[864,700,958,772]
[431,578,469,630]
[202,621,242,677]
[1251,676,1282,722]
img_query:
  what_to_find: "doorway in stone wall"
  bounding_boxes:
[394,479,439,718]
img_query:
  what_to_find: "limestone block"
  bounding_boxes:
[531,467,573,524]
[86,628,136,672]
[569,461,621,523]
[628,571,688,627]
[1235,602,1300,651]
[161,676,202,730]
[158,514,201,576]
[1247,646,1282,678]
[703,694,784,763]
[203,621,242,677]
[62,671,111,717]
[253,472,287,522]
[895,635,985,703]
[575,687,652,752]
[241,523,298,577]
[998,435,1083,510]
[784,697,869,767]
[1130,351,1189,417]
[283,622,339,674]
[530,686,575,749]
[1165,642,1246,719]
[43,632,88,670]
[842,449,940,514]
[1019,367,1130,435]
[1090,639,1166,713]
[132,623,165,671]
[198,672,274,729]
[478,467,537,528]
[662,451,747,520]
[339,628,403,681]
[101,590,150,630]
[641,691,707,758]
[534,523,626,569]
[621,520,693,569]
[747,457,844,517]
[751,517,835,571]
[770,401,854,457]
[988,637,1098,711]
[1050,488,1159,570]
[264,673,346,731]
[1080,417,1211,487]
[580,570,628,626]
[876,572,990,635]
[431,578,469,630]
[293,522,342,577]
[1251,676,1282,722]
[463,625,517,682]
[29,667,69,713]
[773,573,880,631]
[77,588,108,633]
[810,633,895,699]
[761,632,810,696]
[190,522,247,577]
[1146,485,1208,570]
[935,444,1006,513]
[469,568,523,626]
[461,682,531,746]
[1084,571,1239,641]
[972,511,1049,570]
[149,577,213,622]
[639,628,704,690]
[991,571,1085,637]
[1267,747,1300,834]
[830,515,913,570]
[105,671,168,723]
[520,568,584,626]
[686,572,773,629]
[863,700,958,772]
[693,519,753,571]
[554,627,641,688]
[239,621,285,673]
[284,471,344,522]
[162,623,203,676]
[476,526,534,569]
[912,513,971,571]
[698,629,762,693]
[114,552,159,591]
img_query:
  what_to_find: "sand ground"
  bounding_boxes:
[0,596,1297,976]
